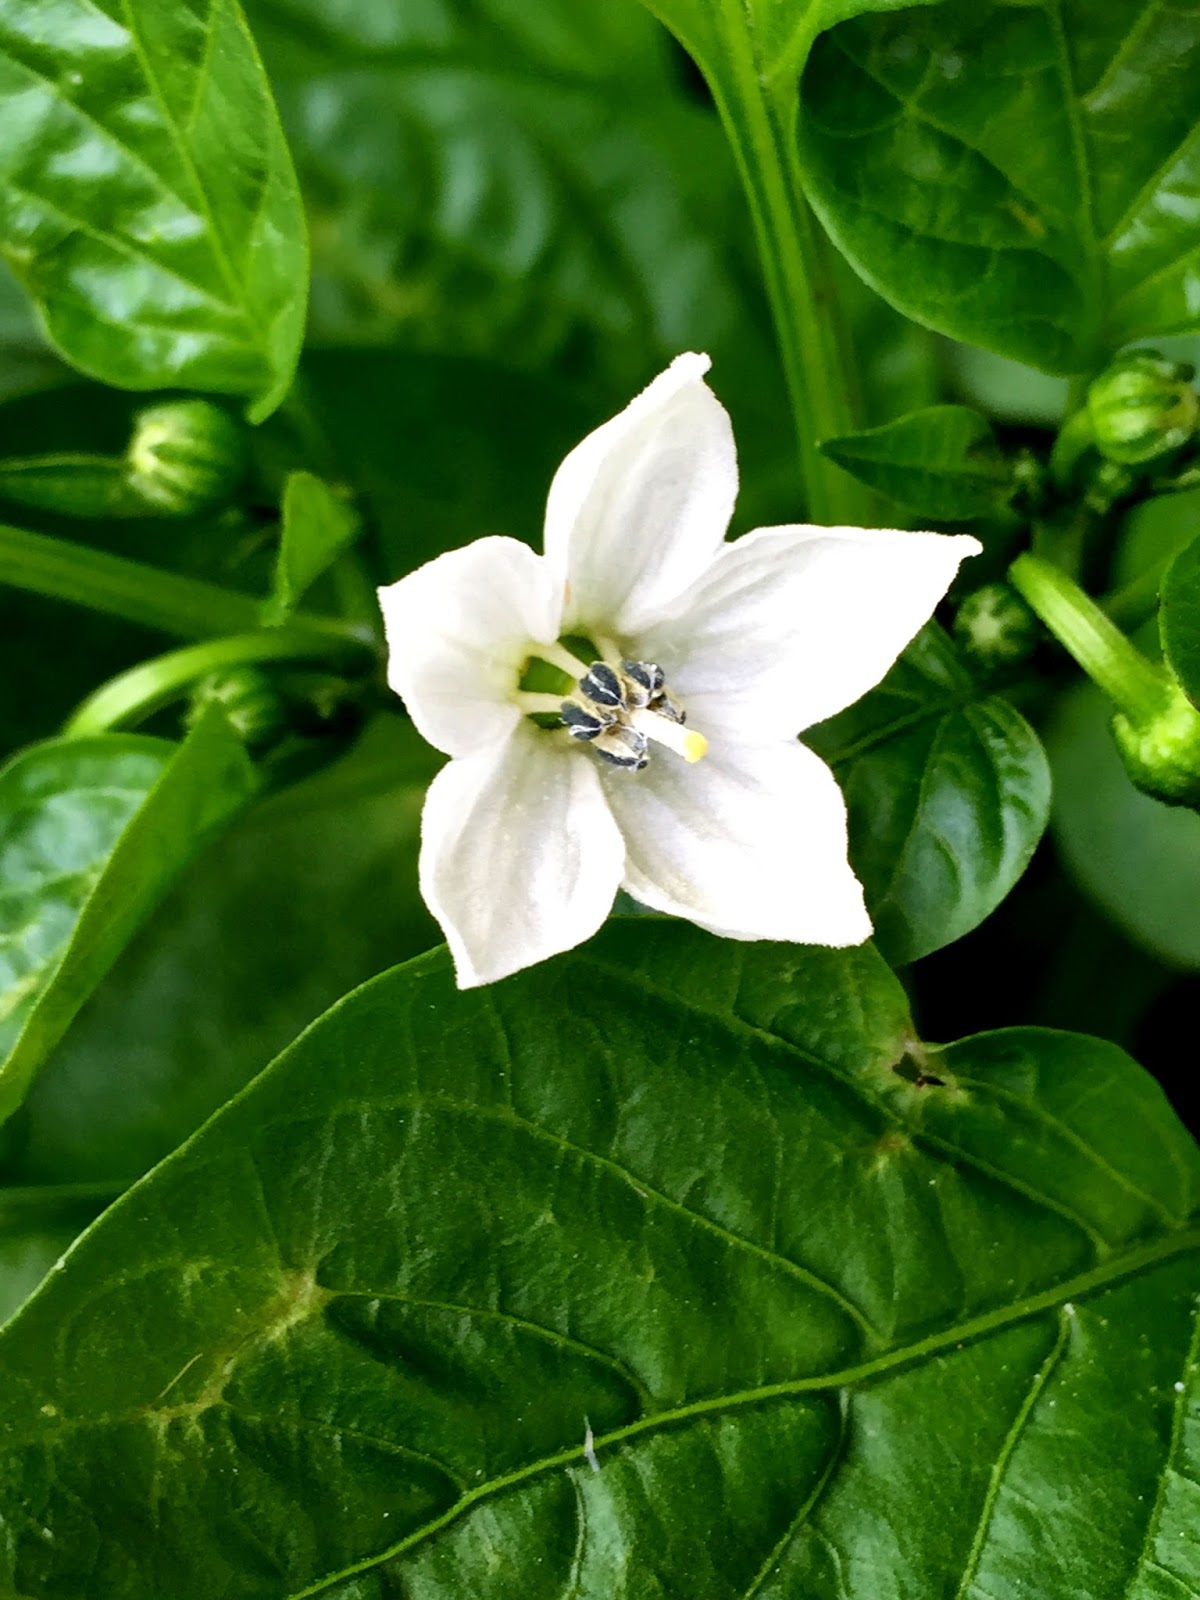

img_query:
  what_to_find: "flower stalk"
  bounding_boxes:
[1009,552,1200,805]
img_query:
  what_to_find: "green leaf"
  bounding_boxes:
[247,1,786,436]
[6,715,439,1190]
[796,1,1200,373]
[0,705,258,1125]
[0,0,308,419]
[1161,529,1200,710]
[1,923,1198,1596]
[264,471,361,626]
[0,1181,119,1326]
[1050,679,1200,970]
[808,624,1050,964]
[820,405,1012,519]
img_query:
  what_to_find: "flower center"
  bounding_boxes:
[517,642,707,772]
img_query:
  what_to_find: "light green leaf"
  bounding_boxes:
[0,704,258,1125]
[1161,529,1200,711]
[797,1,1200,373]
[264,471,361,626]
[1,924,1198,1596]
[820,404,1012,519]
[1050,679,1200,970]
[0,0,308,419]
[808,624,1050,964]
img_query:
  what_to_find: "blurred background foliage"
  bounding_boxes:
[1,0,1197,1304]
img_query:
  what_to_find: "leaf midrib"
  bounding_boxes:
[286,1227,1200,1599]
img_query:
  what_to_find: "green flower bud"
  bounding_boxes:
[188,667,287,749]
[1086,350,1199,466]
[954,583,1040,670]
[1112,685,1200,807]
[125,400,247,516]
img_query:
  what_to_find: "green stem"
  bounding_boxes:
[64,632,371,736]
[0,519,371,652]
[1009,553,1168,721]
[707,4,868,525]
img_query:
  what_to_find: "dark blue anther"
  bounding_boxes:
[560,702,610,741]
[579,661,624,709]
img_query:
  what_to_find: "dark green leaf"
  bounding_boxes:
[808,624,1050,964]
[5,715,439,1189]
[264,471,361,625]
[0,1181,119,1326]
[0,705,258,1125]
[1,924,1198,1596]
[1050,679,1200,970]
[247,0,791,484]
[797,0,1200,373]
[820,405,1011,519]
[1161,529,1200,710]
[0,0,308,419]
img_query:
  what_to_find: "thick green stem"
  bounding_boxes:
[708,5,868,525]
[64,632,369,736]
[0,519,371,652]
[1009,553,1168,722]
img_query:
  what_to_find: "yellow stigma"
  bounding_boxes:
[629,708,707,763]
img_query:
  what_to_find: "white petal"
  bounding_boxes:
[641,524,982,739]
[602,738,871,946]
[378,537,563,757]
[543,352,738,636]
[420,723,625,988]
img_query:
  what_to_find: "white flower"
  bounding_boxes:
[379,354,981,988]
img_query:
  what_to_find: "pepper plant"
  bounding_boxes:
[1,1,1199,1596]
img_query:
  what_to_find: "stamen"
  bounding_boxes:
[593,724,649,770]
[516,691,573,714]
[579,662,624,708]
[536,639,594,678]
[628,707,708,763]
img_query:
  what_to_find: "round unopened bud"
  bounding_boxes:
[125,400,247,516]
[188,667,287,749]
[1086,350,1199,466]
[954,583,1040,670]
[1111,686,1200,807]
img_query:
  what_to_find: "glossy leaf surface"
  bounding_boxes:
[0,0,308,418]
[808,625,1050,964]
[264,472,361,625]
[797,0,1200,372]
[0,706,258,1124]
[1161,530,1200,711]
[820,405,1012,519]
[0,924,1197,1597]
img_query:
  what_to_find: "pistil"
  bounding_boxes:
[628,708,708,763]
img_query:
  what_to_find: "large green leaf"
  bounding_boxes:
[797,0,1200,373]
[0,1181,118,1327]
[1050,679,1200,970]
[0,0,308,419]
[4,715,438,1191]
[808,624,1050,965]
[1,924,1197,1596]
[0,705,258,1125]
[245,0,792,496]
